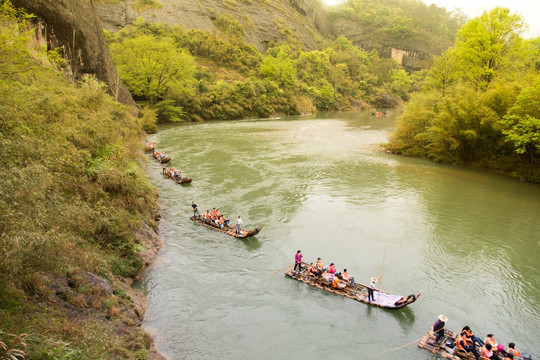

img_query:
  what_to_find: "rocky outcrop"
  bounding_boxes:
[97,0,332,53]
[11,0,137,113]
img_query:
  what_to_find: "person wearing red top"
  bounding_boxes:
[327,263,336,274]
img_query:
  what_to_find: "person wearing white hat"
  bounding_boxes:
[368,276,380,303]
[433,314,448,343]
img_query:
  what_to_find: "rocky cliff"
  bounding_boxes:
[97,0,332,53]
[11,0,137,112]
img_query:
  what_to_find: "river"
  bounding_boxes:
[142,111,540,360]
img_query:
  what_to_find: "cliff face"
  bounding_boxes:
[11,0,137,112]
[97,0,332,53]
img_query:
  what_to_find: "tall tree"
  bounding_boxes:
[110,35,195,104]
[501,79,540,161]
[454,7,526,90]
[425,50,458,97]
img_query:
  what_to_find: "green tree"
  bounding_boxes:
[296,50,331,85]
[260,46,297,87]
[109,35,195,104]
[454,7,526,90]
[390,69,412,100]
[425,50,458,97]
[501,80,540,160]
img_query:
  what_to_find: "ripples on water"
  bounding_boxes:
[143,113,540,360]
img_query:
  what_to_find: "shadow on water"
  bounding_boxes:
[239,236,261,251]
[388,307,417,330]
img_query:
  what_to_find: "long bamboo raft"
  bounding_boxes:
[284,263,420,310]
[189,215,262,238]
[419,328,533,360]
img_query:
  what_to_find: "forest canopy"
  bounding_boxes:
[105,17,411,122]
[387,7,540,182]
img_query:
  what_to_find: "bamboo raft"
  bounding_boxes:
[162,171,192,184]
[152,153,171,164]
[189,216,262,238]
[284,264,420,310]
[418,329,464,359]
[419,328,533,360]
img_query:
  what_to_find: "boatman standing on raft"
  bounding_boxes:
[192,201,200,218]
[368,276,380,303]
[433,314,447,343]
[235,215,243,234]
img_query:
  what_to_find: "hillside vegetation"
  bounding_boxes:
[387,8,540,182]
[0,2,160,358]
[106,17,417,122]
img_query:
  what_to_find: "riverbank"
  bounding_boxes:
[130,214,167,360]
[0,6,170,356]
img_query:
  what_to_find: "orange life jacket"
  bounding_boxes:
[316,260,323,270]
[456,335,468,350]
[482,346,493,358]
[485,337,497,348]
[332,276,341,289]
[342,271,349,280]
[508,348,520,358]
[308,265,316,275]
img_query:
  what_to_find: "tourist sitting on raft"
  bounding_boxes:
[341,269,356,285]
[202,209,230,229]
[306,259,357,287]
[153,150,167,160]
[461,326,484,347]
[308,263,322,277]
[506,343,521,359]
[163,167,182,180]
[332,272,347,289]
[315,258,326,272]
[327,263,336,274]
[145,141,155,152]
[482,343,504,360]
[456,330,480,359]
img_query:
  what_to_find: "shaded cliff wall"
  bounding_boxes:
[98,0,332,53]
[11,0,137,112]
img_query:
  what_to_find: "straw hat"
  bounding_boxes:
[439,314,448,322]
[370,277,378,283]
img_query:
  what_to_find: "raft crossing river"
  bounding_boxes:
[142,111,540,360]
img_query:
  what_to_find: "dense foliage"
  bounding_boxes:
[326,0,467,54]
[106,17,409,122]
[388,8,540,182]
[0,2,158,358]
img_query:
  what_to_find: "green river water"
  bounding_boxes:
[142,111,540,360]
